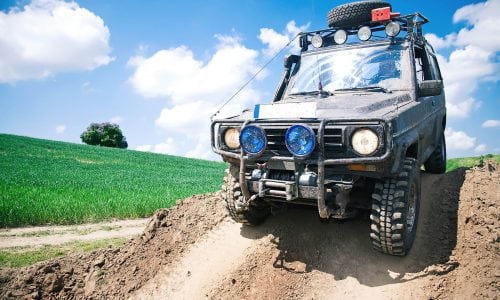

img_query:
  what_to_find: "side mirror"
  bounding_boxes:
[299,35,308,51]
[284,54,300,69]
[418,80,443,97]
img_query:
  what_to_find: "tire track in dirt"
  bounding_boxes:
[0,219,148,249]
[133,220,261,299]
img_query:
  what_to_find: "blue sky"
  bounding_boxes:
[0,0,499,160]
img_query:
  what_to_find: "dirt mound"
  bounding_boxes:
[1,161,498,299]
[0,193,226,299]
[426,161,500,299]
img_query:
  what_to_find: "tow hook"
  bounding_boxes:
[331,184,356,219]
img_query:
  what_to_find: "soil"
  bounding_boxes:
[0,161,498,299]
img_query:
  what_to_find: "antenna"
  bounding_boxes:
[210,34,300,120]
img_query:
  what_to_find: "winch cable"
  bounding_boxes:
[210,34,300,121]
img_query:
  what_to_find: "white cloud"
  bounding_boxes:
[0,0,113,83]
[55,124,66,134]
[150,138,180,156]
[428,0,500,119]
[259,20,309,57]
[128,35,260,103]
[482,119,500,128]
[136,145,152,152]
[424,33,456,50]
[453,0,500,52]
[445,127,476,150]
[109,116,123,124]
[128,34,266,159]
[474,144,488,153]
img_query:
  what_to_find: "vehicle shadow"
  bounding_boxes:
[239,168,466,287]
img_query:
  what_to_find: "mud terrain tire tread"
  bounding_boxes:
[327,1,391,28]
[424,132,446,174]
[223,168,270,225]
[370,158,420,256]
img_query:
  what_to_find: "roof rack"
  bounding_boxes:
[299,12,430,51]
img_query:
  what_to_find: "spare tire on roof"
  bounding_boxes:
[327,1,392,28]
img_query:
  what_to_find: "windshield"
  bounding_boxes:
[285,43,410,96]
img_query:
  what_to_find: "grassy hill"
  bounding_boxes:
[446,154,500,172]
[0,134,226,227]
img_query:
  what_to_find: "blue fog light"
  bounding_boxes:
[239,125,267,155]
[285,125,316,157]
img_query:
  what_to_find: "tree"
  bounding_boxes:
[80,122,128,149]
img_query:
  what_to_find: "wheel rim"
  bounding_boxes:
[406,181,417,235]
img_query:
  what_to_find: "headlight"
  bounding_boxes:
[285,124,316,157]
[351,129,379,156]
[223,127,240,149]
[239,125,266,155]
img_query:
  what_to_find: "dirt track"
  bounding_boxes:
[1,161,499,299]
[0,219,147,249]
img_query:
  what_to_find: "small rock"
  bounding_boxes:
[23,274,33,284]
[41,262,59,274]
[484,218,495,225]
[62,267,74,275]
[93,255,105,267]
[26,290,40,300]
[43,273,64,293]
[231,278,236,284]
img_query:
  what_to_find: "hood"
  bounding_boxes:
[242,91,413,121]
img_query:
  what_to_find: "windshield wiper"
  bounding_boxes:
[334,86,392,93]
[288,90,335,97]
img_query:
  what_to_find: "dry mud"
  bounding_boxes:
[1,161,498,299]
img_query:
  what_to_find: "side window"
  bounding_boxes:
[414,46,433,82]
[414,51,423,82]
[428,54,442,80]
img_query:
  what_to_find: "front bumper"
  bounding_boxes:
[212,118,393,218]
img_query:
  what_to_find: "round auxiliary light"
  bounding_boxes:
[285,124,316,157]
[223,127,240,149]
[385,21,401,37]
[351,128,379,156]
[358,26,372,41]
[334,29,347,45]
[311,34,323,48]
[239,125,267,155]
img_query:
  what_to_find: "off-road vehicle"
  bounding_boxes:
[211,1,446,256]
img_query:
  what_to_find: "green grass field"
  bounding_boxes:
[446,154,500,172]
[0,134,226,227]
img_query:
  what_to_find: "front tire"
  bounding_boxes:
[370,158,421,256]
[222,166,270,225]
